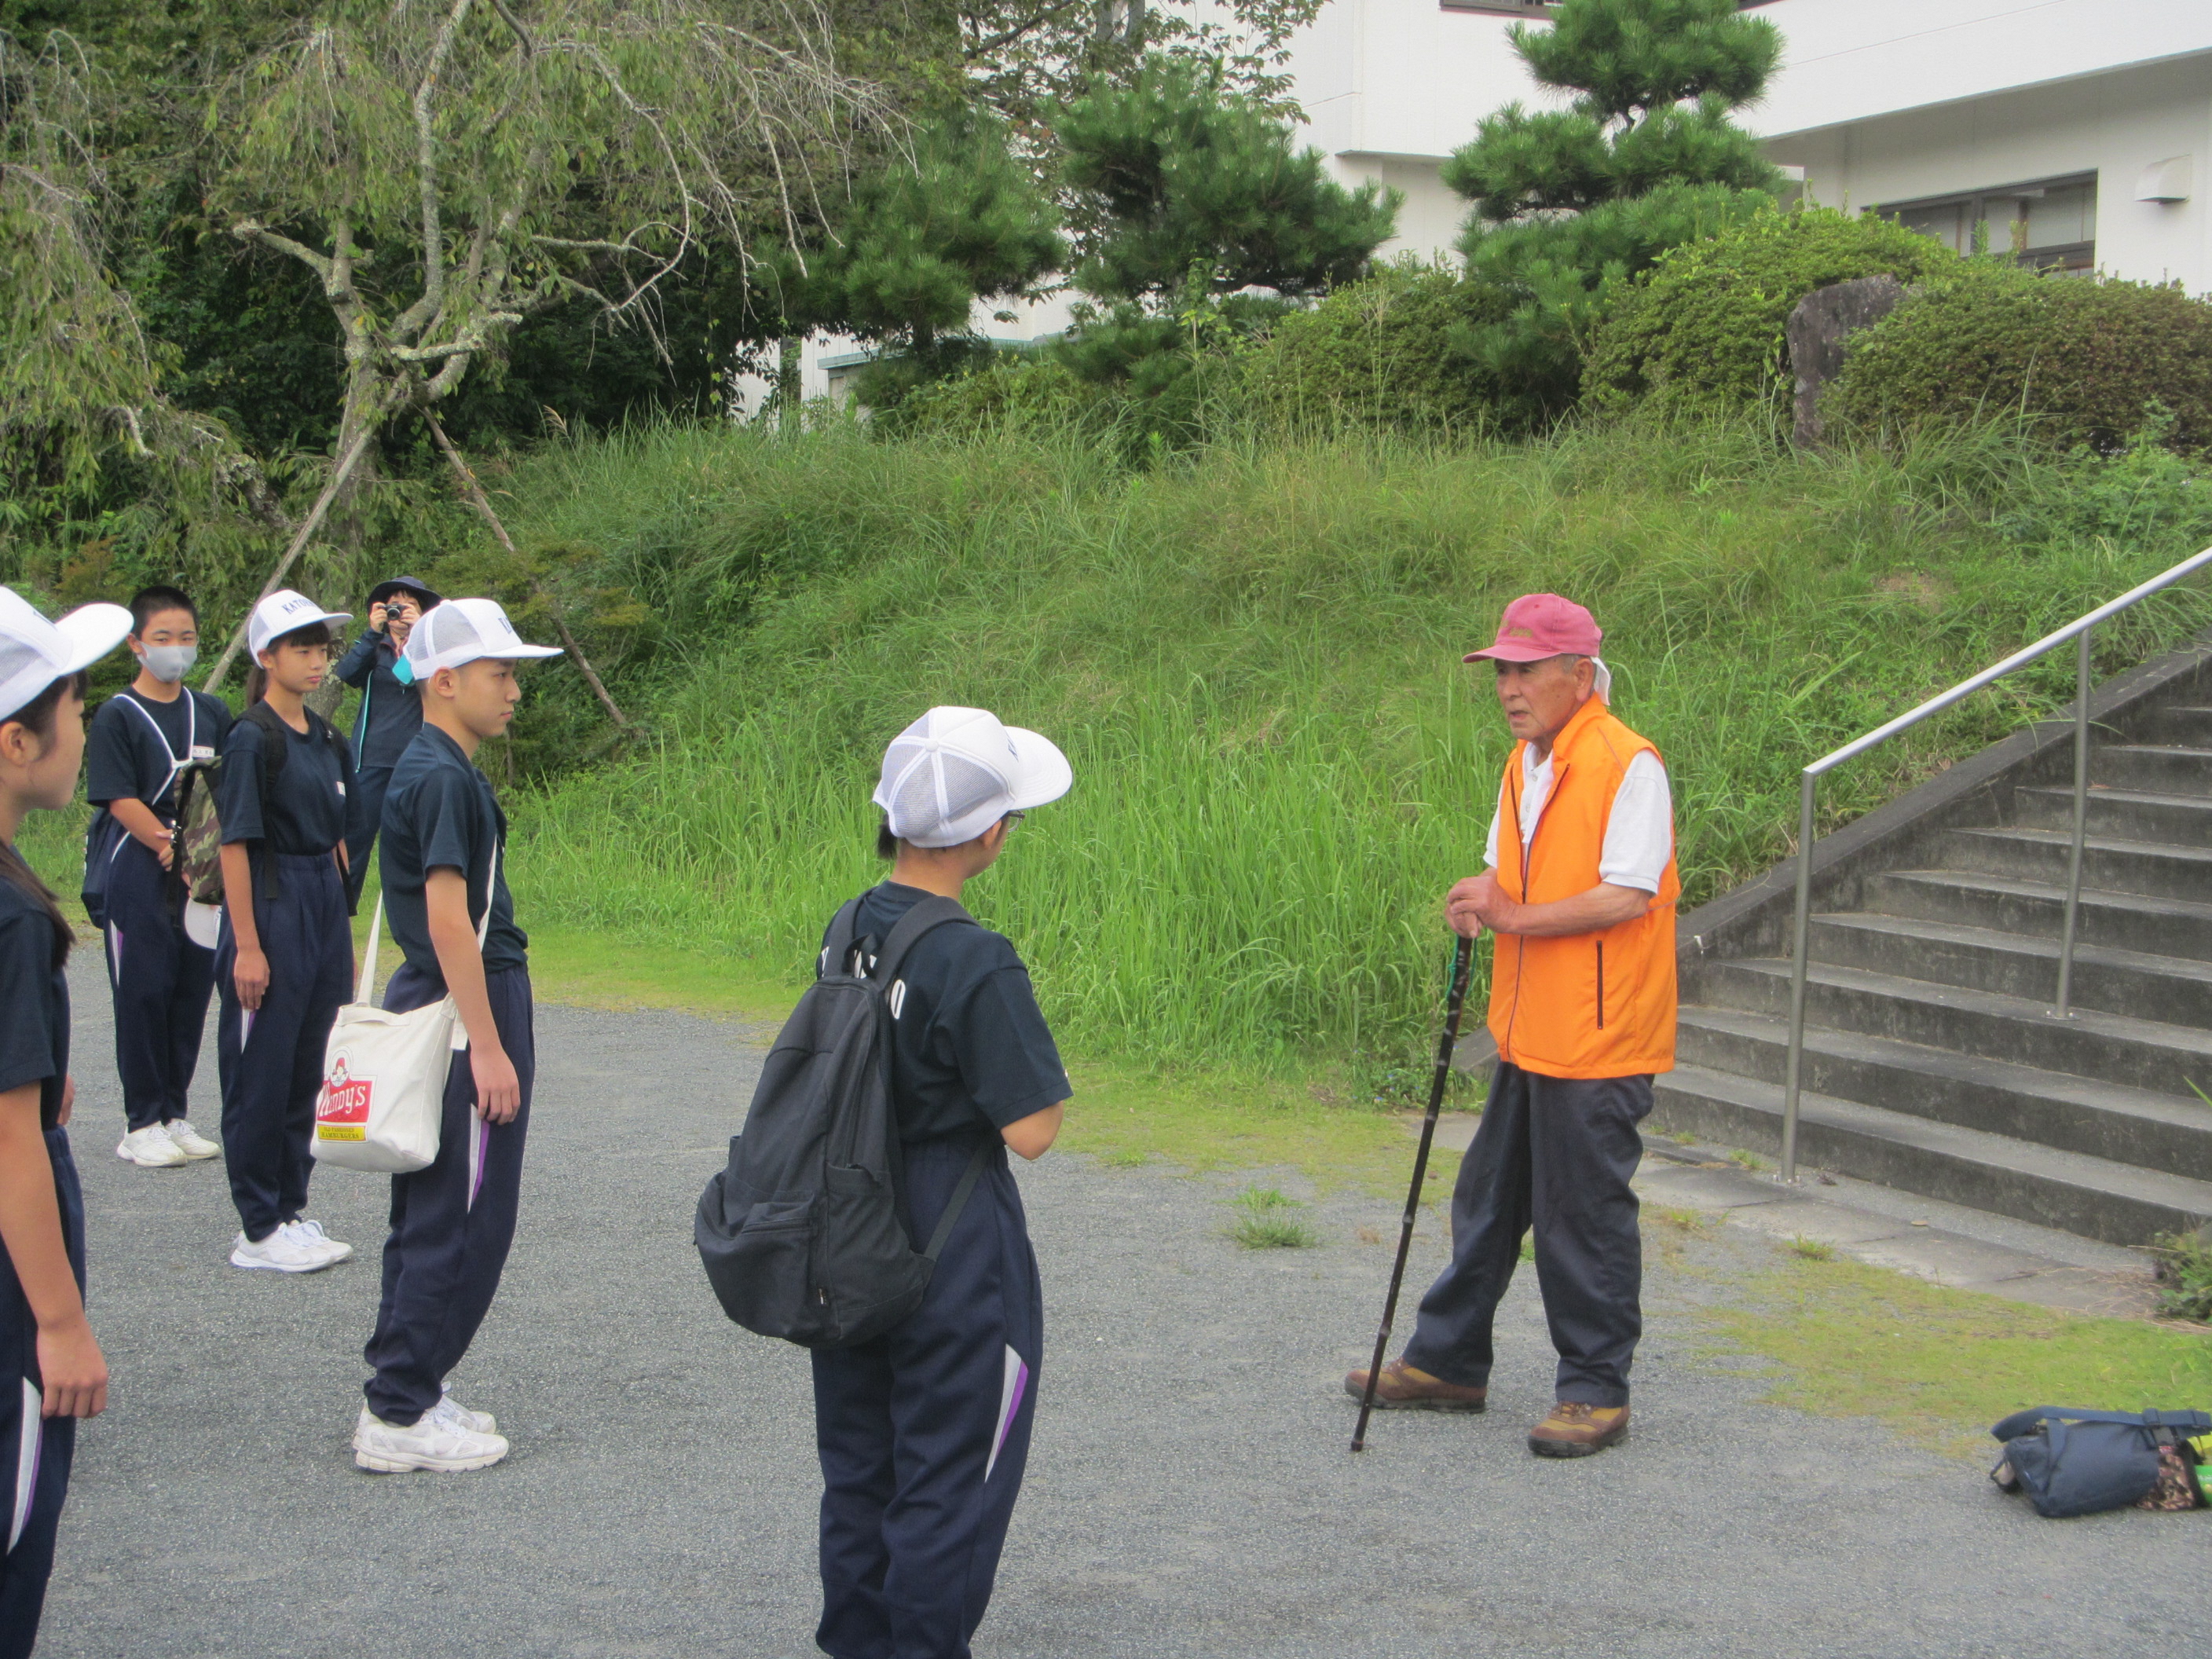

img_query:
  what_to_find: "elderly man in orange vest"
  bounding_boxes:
[1347,593,1678,1457]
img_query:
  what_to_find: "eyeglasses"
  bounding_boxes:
[1002,811,1027,829]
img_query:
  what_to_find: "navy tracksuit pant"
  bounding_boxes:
[215,853,353,1242]
[342,765,393,907]
[811,1139,1042,1659]
[0,1130,83,1659]
[1402,1060,1652,1408]
[363,964,533,1427]
[102,837,216,1131]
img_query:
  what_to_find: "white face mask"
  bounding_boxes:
[138,643,198,684]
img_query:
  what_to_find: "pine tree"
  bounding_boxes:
[1053,55,1397,410]
[1444,0,1782,423]
[774,105,1064,406]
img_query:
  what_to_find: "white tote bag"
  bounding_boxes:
[312,848,496,1174]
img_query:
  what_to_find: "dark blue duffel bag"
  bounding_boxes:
[1990,1407,2210,1518]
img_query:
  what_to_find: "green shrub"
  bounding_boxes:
[1240,261,1513,435]
[890,355,1109,439]
[1830,266,2212,455]
[1582,206,1956,417]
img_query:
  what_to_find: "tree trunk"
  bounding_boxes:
[201,412,386,696]
[778,336,802,433]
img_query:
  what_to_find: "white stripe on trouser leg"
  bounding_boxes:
[106,923,123,983]
[984,1346,1030,1482]
[467,1115,488,1213]
[9,1378,38,1554]
[240,1008,255,1048]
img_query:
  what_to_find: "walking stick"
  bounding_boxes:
[1351,932,1475,1453]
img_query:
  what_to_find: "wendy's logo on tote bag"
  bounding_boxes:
[317,1054,372,1141]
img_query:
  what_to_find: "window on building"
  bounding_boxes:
[1880,174,2097,274]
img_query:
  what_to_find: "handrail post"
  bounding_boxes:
[2053,626,2093,1016]
[1780,771,1816,1185]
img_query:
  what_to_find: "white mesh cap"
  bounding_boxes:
[873,707,1072,849]
[402,596,561,677]
[247,588,352,658]
[0,587,132,722]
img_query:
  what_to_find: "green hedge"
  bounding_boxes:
[1830,265,2212,454]
[893,355,1111,438]
[1240,262,1513,435]
[1582,206,1956,417]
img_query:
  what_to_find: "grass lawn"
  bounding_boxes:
[522,926,1453,1195]
[1691,1253,2212,1459]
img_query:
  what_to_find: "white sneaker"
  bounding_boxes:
[434,1387,497,1435]
[163,1119,221,1159]
[352,1405,509,1473]
[229,1229,338,1273]
[116,1124,189,1168]
[282,1218,353,1264]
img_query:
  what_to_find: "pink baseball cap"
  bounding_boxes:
[1463,593,1603,663]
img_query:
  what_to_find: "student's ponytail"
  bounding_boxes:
[0,674,82,969]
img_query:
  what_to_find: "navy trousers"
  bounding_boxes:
[362,964,533,1427]
[102,837,216,1131]
[342,764,393,907]
[0,1130,84,1659]
[215,853,353,1241]
[1402,1061,1651,1408]
[811,1140,1042,1659]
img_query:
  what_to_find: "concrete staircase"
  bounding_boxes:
[1650,634,2212,1247]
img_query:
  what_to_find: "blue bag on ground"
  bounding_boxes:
[1990,1407,2211,1518]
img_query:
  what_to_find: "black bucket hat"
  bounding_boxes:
[368,575,441,610]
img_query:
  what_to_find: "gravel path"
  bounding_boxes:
[37,954,2208,1657]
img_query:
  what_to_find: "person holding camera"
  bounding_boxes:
[1346,594,1679,1459]
[335,576,440,905]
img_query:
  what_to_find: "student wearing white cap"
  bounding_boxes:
[0,588,130,1657]
[811,707,1072,1659]
[214,588,359,1273]
[353,599,558,1474]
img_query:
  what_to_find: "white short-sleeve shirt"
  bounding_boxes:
[1483,746,1674,894]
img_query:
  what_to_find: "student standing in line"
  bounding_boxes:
[813,707,1072,1659]
[86,585,233,1170]
[0,587,130,1659]
[352,598,558,1475]
[335,575,438,906]
[214,590,358,1274]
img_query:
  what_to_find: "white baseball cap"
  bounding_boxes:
[0,587,134,723]
[247,588,352,657]
[873,706,1071,849]
[401,596,562,677]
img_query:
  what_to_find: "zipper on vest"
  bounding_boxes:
[1595,940,1605,1031]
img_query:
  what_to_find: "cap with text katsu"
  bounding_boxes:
[247,588,353,658]
[401,596,562,677]
[873,707,1071,849]
[0,587,133,722]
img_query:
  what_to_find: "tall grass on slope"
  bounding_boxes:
[506,415,2212,1071]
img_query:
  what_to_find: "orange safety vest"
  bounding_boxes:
[1488,696,1680,1079]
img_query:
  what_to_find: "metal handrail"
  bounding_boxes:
[1778,541,2212,1182]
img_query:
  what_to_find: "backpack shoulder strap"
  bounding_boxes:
[869,895,976,989]
[920,1141,993,1263]
[819,897,866,980]
[240,699,291,779]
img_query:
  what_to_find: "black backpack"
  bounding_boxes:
[694,893,991,1349]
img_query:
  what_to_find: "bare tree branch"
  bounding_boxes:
[420,409,632,728]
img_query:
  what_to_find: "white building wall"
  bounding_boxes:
[1767,55,2212,292]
